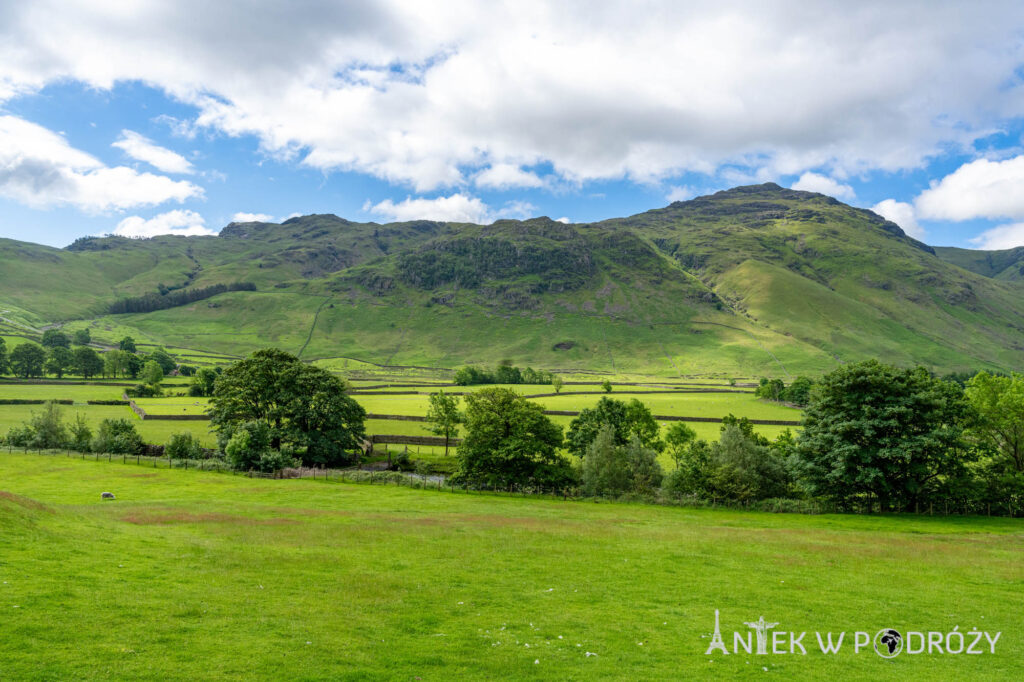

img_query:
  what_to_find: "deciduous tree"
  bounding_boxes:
[454,387,573,490]
[795,360,972,510]
[426,390,462,456]
[10,343,46,378]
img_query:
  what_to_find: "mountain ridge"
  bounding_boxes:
[2,183,1022,376]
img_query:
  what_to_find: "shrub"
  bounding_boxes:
[4,425,34,447]
[93,418,145,454]
[582,425,664,497]
[704,426,790,502]
[126,383,163,398]
[165,432,203,460]
[28,402,69,450]
[69,414,93,453]
[223,421,296,472]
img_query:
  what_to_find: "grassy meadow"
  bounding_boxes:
[0,453,1021,680]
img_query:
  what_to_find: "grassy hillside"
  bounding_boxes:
[935,245,1024,281]
[3,184,1024,376]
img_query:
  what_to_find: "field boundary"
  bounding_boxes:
[366,412,802,426]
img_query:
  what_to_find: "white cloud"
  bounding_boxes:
[555,216,570,224]
[367,194,492,223]
[474,164,544,190]
[970,223,1024,250]
[366,194,535,224]
[791,172,855,200]
[112,209,215,238]
[0,2,1022,190]
[665,185,696,203]
[0,115,203,212]
[112,130,193,174]
[915,156,1024,221]
[231,212,274,222]
[872,199,924,239]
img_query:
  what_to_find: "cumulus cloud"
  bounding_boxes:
[915,156,1024,221]
[0,115,202,212]
[969,223,1024,250]
[0,2,1022,191]
[366,194,535,223]
[555,216,570,224]
[665,185,696,203]
[791,172,855,200]
[474,164,545,190]
[231,211,274,222]
[112,209,215,237]
[112,130,193,174]
[872,199,923,239]
[366,194,492,223]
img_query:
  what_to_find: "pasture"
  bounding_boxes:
[0,453,1020,680]
[0,380,799,469]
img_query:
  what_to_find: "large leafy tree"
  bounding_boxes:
[189,367,218,397]
[45,346,74,379]
[965,372,1024,473]
[454,387,573,490]
[72,347,104,379]
[566,397,663,458]
[795,360,972,510]
[0,337,7,375]
[41,329,70,348]
[72,328,91,346]
[118,336,137,353]
[146,348,176,375]
[425,390,462,456]
[209,348,366,467]
[103,350,129,378]
[10,343,46,378]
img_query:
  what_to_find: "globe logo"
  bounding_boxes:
[873,628,903,658]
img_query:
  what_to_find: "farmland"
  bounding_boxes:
[0,453,1021,680]
[0,378,800,468]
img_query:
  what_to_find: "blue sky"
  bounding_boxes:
[1,2,1024,249]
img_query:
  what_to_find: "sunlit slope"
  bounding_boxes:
[2,183,1023,375]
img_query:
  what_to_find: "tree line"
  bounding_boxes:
[453,362,556,386]
[6,347,1024,515]
[107,282,256,315]
[432,360,1024,513]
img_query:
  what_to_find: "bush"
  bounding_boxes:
[223,421,295,472]
[69,414,92,453]
[93,418,145,454]
[126,383,162,398]
[703,426,791,502]
[582,426,664,497]
[4,425,34,447]
[390,449,414,472]
[28,401,69,449]
[165,432,203,460]
[256,448,299,473]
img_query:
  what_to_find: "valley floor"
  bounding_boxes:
[1,453,1021,680]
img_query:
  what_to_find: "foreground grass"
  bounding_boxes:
[0,454,1021,680]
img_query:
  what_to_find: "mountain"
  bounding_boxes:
[2,183,1022,377]
[934,245,1024,282]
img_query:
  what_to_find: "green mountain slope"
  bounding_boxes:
[935,245,1024,281]
[2,184,1022,377]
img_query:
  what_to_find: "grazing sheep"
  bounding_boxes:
[101,492,115,500]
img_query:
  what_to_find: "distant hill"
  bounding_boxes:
[934,245,1024,281]
[2,183,1022,377]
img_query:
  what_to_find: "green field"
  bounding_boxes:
[0,382,798,468]
[0,453,1020,680]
